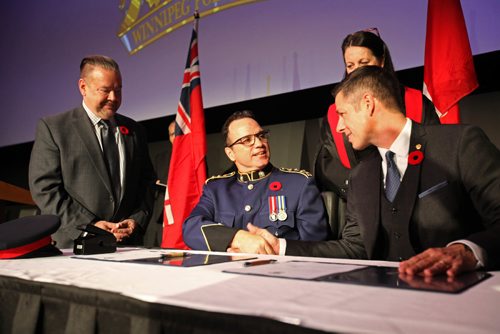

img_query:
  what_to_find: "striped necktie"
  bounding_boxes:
[100,120,121,201]
[385,151,400,202]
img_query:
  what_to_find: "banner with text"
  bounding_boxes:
[118,0,260,55]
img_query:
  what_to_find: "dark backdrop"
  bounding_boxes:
[1,51,499,191]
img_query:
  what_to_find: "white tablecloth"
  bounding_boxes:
[1,248,499,333]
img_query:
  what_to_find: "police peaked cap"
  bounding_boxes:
[0,215,62,259]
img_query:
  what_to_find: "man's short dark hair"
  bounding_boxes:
[80,55,120,78]
[222,110,258,145]
[333,66,403,110]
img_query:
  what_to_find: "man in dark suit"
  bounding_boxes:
[29,55,156,248]
[143,121,175,247]
[244,66,500,276]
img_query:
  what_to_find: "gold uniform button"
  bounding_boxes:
[244,205,252,212]
[248,184,254,190]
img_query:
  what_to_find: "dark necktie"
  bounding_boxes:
[100,120,121,201]
[385,151,401,202]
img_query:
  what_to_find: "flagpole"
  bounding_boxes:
[194,10,199,31]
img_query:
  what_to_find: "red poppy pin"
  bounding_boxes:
[119,126,130,135]
[408,145,424,165]
[269,181,282,191]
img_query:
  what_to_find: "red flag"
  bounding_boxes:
[423,0,478,124]
[162,16,207,249]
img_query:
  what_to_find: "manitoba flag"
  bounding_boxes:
[162,15,207,249]
[423,0,478,124]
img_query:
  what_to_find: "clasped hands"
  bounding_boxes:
[227,223,280,255]
[94,218,137,242]
[229,224,478,277]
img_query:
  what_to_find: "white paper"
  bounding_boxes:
[225,260,366,280]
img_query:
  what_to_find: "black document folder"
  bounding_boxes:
[72,249,255,268]
[123,253,256,267]
[316,265,490,294]
[224,261,490,294]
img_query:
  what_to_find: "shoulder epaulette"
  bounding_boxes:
[279,167,312,178]
[205,171,235,184]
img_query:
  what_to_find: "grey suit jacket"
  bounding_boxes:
[287,123,500,269]
[29,107,156,248]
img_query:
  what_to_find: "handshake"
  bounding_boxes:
[227,223,281,255]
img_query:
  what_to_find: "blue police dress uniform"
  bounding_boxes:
[182,164,329,251]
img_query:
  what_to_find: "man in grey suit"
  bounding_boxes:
[29,55,156,248]
[240,66,500,276]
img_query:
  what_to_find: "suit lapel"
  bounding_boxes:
[72,107,115,198]
[115,115,133,200]
[355,150,381,259]
[398,123,427,228]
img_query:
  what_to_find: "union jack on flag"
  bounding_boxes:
[162,14,207,249]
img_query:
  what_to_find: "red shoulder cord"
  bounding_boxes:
[404,87,423,123]
[327,104,351,169]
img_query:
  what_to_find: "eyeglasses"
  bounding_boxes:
[227,130,270,148]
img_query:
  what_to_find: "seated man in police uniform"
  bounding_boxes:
[182,110,329,252]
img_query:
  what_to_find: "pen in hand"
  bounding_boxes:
[243,259,277,267]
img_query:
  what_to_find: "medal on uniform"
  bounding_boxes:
[277,195,288,221]
[268,196,278,221]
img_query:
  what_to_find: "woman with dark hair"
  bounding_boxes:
[342,28,396,76]
[314,30,440,237]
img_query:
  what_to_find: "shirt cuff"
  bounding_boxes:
[278,238,287,256]
[447,240,487,269]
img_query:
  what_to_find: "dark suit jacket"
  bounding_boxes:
[29,107,156,248]
[143,149,171,247]
[288,123,500,269]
